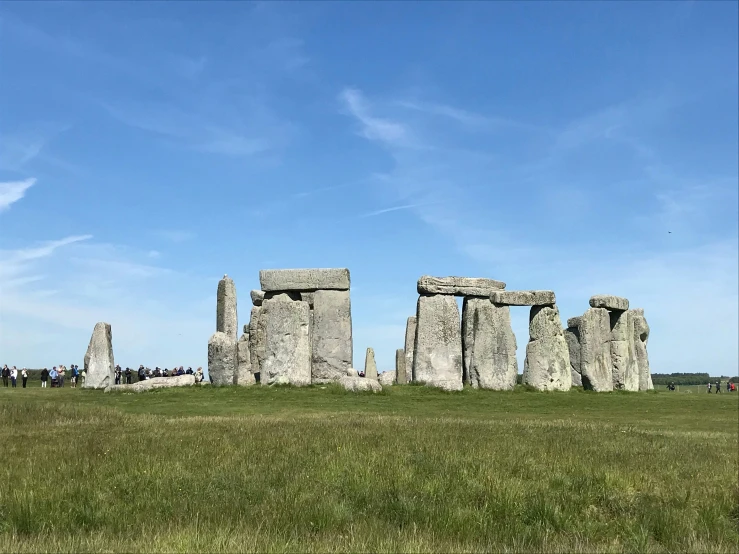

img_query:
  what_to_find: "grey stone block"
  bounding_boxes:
[490,290,556,306]
[589,294,629,311]
[417,276,505,297]
[259,268,350,292]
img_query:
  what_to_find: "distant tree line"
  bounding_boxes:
[651,373,738,385]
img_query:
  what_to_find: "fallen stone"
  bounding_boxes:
[564,324,582,387]
[83,322,115,389]
[250,290,265,306]
[589,295,629,311]
[413,294,463,391]
[208,331,237,386]
[610,311,638,391]
[395,349,406,384]
[259,268,350,292]
[235,328,256,386]
[631,309,652,391]
[378,371,396,386]
[248,306,264,377]
[579,308,613,391]
[338,375,382,392]
[108,374,195,393]
[311,290,353,381]
[364,347,378,380]
[523,306,571,391]
[417,276,506,297]
[469,302,518,390]
[404,316,416,383]
[260,298,311,386]
[216,275,238,342]
[490,290,556,306]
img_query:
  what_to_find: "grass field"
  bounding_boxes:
[0,384,737,553]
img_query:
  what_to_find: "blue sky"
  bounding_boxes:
[1,1,737,376]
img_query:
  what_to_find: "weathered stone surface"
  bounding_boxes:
[395,349,406,384]
[300,292,315,308]
[311,290,353,381]
[564,325,582,387]
[404,316,416,383]
[235,329,256,386]
[339,375,382,392]
[216,275,238,342]
[250,290,265,306]
[461,297,486,385]
[490,290,556,306]
[413,295,463,391]
[208,331,237,386]
[248,306,264,377]
[364,347,378,380]
[523,306,571,391]
[567,317,582,329]
[264,291,301,301]
[579,308,613,391]
[417,276,506,297]
[108,374,195,393]
[259,268,350,292]
[378,371,396,386]
[610,311,638,391]
[260,298,311,386]
[589,295,629,311]
[469,302,518,390]
[631,309,652,391]
[83,322,114,389]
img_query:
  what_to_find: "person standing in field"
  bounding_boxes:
[21,368,28,388]
[707,382,712,393]
[70,365,78,388]
[40,367,49,388]
[59,366,66,388]
[2,365,9,387]
[10,367,18,387]
[125,367,132,384]
[715,380,721,393]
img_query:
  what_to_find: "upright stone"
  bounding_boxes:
[404,316,416,384]
[631,309,653,391]
[208,331,236,386]
[564,323,582,387]
[461,297,487,385]
[523,306,571,391]
[83,322,114,389]
[364,347,378,380]
[250,290,265,306]
[395,349,406,384]
[259,268,350,292]
[235,326,256,386]
[260,297,311,386]
[413,295,463,391]
[579,308,613,391]
[610,310,638,391]
[216,275,238,342]
[248,306,264,378]
[469,302,518,390]
[311,290,353,381]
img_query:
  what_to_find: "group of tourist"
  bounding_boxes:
[117,365,205,384]
[706,381,735,393]
[2,366,29,388]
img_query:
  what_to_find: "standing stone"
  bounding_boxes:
[311,290,353,381]
[469,302,518,390]
[83,322,114,389]
[248,306,264,379]
[564,324,582,387]
[235,326,256,386]
[260,297,311,386]
[461,297,485,385]
[364,347,378,380]
[610,310,638,391]
[216,275,238,342]
[579,308,613,391]
[523,306,571,391]
[413,295,463,391]
[395,349,406,384]
[208,331,237,386]
[404,316,416,383]
[631,309,652,391]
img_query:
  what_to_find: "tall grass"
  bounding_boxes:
[0,385,737,552]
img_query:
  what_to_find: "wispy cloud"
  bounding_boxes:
[359,202,439,218]
[0,178,37,212]
[339,88,410,147]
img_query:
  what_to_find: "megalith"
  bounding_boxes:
[395,348,406,384]
[564,317,582,387]
[235,326,256,386]
[579,307,613,391]
[311,290,353,381]
[417,276,505,296]
[208,331,237,385]
[413,294,463,391]
[469,302,518,390]
[83,322,114,389]
[260,296,311,386]
[250,290,265,306]
[364,347,378,380]
[216,275,238,342]
[248,306,264,379]
[590,294,629,311]
[523,305,571,391]
[404,316,416,383]
[378,371,396,386]
[631,309,653,391]
[610,310,638,391]
[461,297,487,385]
[259,268,350,291]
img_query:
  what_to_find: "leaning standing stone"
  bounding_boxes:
[579,308,613,391]
[83,322,115,389]
[404,316,416,383]
[469,302,518,390]
[395,349,406,384]
[564,323,582,387]
[364,347,378,380]
[260,297,311,386]
[208,331,237,386]
[311,290,353,381]
[413,295,463,391]
[523,306,571,391]
[610,310,638,391]
[235,326,256,386]
[216,275,238,342]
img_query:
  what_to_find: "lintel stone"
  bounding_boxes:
[490,290,555,306]
[589,295,629,311]
[259,268,350,292]
[417,276,506,297]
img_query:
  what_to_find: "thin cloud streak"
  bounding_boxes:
[359,203,439,218]
[0,178,37,212]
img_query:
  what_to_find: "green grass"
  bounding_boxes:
[0,385,737,553]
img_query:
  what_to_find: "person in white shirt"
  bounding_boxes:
[21,368,28,388]
[10,367,18,388]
